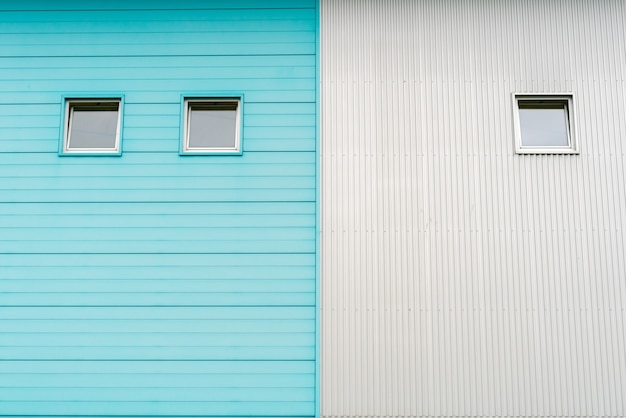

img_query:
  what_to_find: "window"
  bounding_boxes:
[62,98,122,155]
[182,97,242,154]
[513,94,577,154]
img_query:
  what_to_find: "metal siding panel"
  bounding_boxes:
[321,0,626,417]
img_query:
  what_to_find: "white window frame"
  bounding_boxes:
[61,98,123,155]
[512,93,578,154]
[181,97,242,155]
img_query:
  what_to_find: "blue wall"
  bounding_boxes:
[0,1,317,416]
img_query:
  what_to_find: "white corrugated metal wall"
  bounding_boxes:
[320,0,626,416]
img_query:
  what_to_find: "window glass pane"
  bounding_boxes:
[519,106,569,147]
[188,108,237,149]
[69,108,119,149]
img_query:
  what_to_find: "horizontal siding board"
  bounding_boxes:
[0,90,316,105]
[0,214,314,227]
[0,417,309,418]
[0,151,315,165]
[0,31,315,45]
[0,127,54,140]
[0,319,314,333]
[0,360,314,376]
[0,176,315,190]
[0,293,315,307]
[0,54,316,69]
[0,19,315,36]
[0,201,315,215]
[0,188,315,202]
[0,0,316,10]
[0,402,313,416]
[0,8,314,22]
[0,381,314,394]
[0,359,314,373]
[0,43,315,57]
[0,104,57,115]
[0,278,314,294]
[1,265,315,280]
[0,346,315,361]
[135,138,317,152]
[0,227,314,240]
[0,387,314,402]
[0,253,315,266]
[0,78,314,91]
[0,240,315,254]
[0,115,60,126]
[0,140,316,154]
[0,66,316,81]
[0,164,315,177]
[0,308,316,351]
[1,306,315,319]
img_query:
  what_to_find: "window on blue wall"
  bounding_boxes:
[513,94,578,154]
[62,99,122,155]
[182,98,241,155]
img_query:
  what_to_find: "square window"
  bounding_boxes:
[182,98,241,154]
[513,94,577,154]
[62,99,122,154]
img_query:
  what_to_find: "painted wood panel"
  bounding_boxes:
[0,1,317,417]
[0,361,315,415]
[0,0,315,9]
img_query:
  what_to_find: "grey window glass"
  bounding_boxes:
[68,104,119,150]
[188,102,238,149]
[518,103,569,147]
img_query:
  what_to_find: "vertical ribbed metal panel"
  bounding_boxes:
[320,0,626,416]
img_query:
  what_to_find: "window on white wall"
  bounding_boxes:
[513,94,577,154]
[62,99,122,154]
[182,98,241,155]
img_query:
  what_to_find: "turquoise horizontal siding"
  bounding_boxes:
[0,361,314,415]
[0,79,314,91]
[0,253,315,305]
[0,252,315,266]
[0,151,315,164]
[1,8,314,22]
[0,241,315,254]
[0,201,315,214]
[0,32,315,46]
[0,0,315,9]
[0,91,316,105]
[0,177,315,190]
[0,306,316,360]
[0,213,315,226]
[0,189,315,202]
[0,403,313,417]
[1,278,314,291]
[0,55,316,70]
[0,139,316,153]
[2,320,314,333]
[0,1,317,417]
